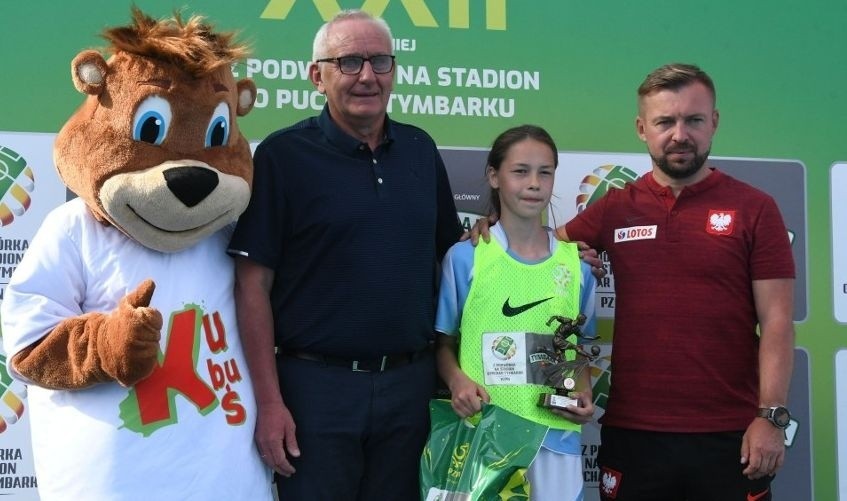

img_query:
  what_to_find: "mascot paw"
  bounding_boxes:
[98,279,163,386]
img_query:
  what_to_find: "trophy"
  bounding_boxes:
[536,314,600,411]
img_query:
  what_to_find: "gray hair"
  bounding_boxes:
[312,9,394,61]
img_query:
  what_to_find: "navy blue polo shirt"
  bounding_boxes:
[229,107,462,357]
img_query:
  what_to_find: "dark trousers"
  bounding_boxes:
[274,353,435,501]
[597,426,775,501]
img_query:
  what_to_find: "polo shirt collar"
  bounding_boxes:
[643,166,723,197]
[317,105,396,153]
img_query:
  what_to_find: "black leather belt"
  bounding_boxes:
[282,346,431,372]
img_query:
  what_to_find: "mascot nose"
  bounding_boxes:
[163,166,220,208]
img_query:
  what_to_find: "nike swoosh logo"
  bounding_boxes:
[747,488,770,501]
[502,297,554,317]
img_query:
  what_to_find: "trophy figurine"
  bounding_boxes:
[537,314,601,411]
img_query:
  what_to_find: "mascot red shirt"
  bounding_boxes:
[0,9,272,500]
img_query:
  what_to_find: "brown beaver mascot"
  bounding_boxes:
[0,8,272,499]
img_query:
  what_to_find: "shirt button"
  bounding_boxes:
[377,178,384,184]
[372,159,377,165]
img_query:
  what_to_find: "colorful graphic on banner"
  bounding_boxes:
[0,133,65,499]
[0,133,66,298]
[575,164,640,214]
[0,147,35,227]
[0,354,26,432]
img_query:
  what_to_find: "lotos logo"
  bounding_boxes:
[0,146,36,227]
[576,164,639,213]
[613,225,656,243]
[0,353,27,433]
[261,0,510,30]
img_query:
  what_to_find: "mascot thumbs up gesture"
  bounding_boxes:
[13,279,163,389]
[0,8,273,500]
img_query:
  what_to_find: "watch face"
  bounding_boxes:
[773,406,791,427]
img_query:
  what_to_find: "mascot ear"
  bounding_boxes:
[236,79,257,116]
[71,50,109,95]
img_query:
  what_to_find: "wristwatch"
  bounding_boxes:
[757,406,791,429]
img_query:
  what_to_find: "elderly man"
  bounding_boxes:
[228,10,463,500]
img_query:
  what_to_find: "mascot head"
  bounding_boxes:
[54,7,257,252]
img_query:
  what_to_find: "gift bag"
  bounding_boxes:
[420,399,549,501]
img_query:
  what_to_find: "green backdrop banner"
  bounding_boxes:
[1,1,845,499]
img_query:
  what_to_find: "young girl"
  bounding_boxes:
[435,125,597,500]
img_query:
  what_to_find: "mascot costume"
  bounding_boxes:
[0,8,272,500]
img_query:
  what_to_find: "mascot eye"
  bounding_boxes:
[205,102,231,147]
[132,96,172,145]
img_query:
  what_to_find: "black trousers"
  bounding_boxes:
[597,425,775,501]
[274,352,435,501]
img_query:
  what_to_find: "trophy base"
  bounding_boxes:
[538,392,579,411]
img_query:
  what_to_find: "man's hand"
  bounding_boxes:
[460,215,497,245]
[576,243,606,280]
[255,400,301,477]
[740,418,786,479]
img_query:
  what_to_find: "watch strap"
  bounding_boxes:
[757,406,790,429]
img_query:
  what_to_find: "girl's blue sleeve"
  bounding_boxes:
[435,241,475,336]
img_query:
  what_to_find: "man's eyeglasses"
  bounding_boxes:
[315,55,396,75]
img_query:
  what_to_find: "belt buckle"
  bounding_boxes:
[351,356,388,372]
